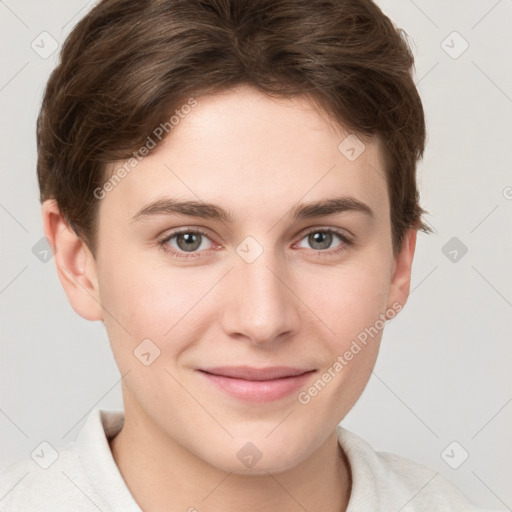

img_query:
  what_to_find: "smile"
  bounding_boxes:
[196,366,317,403]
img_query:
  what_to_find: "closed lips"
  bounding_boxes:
[198,366,316,381]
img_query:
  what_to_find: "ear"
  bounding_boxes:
[386,228,417,313]
[41,199,103,321]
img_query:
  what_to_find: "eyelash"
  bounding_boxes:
[157,227,353,260]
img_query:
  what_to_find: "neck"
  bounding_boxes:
[109,404,351,512]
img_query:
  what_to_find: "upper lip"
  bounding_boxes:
[199,366,315,381]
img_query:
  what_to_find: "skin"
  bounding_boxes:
[42,84,416,512]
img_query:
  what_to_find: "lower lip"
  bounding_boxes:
[197,370,316,403]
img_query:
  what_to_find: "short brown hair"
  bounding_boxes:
[37,0,432,257]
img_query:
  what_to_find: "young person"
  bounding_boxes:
[0,0,497,510]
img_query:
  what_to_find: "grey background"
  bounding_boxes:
[1,0,511,509]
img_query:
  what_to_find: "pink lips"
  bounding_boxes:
[197,366,316,402]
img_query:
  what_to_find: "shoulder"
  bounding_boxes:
[337,426,498,512]
[374,450,475,511]
[0,440,106,512]
[0,409,126,512]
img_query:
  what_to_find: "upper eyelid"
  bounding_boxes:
[296,226,351,239]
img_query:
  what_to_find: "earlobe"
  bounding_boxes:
[41,199,104,322]
[386,229,417,314]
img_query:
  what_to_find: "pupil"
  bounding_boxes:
[178,233,201,252]
[310,231,331,250]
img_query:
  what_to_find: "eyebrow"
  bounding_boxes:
[130,196,374,223]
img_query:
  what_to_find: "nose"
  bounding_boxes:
[219,246,301,346]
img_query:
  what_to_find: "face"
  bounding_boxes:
[55,85,414,474]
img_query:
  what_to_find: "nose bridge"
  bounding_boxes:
[220,239,300,344]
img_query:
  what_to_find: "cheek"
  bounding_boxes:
[302,258,391,344]
[97,259,217,356]
[295,265,390,413]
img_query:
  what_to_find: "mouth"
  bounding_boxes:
[196,366,317,402]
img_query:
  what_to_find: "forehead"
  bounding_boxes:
[99,85,389,226]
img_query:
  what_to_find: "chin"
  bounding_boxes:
[199,435,310,476]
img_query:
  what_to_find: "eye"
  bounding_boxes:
[296,228,352,254]
[158,228,215,258]
[158,227,353,260]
